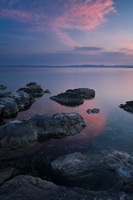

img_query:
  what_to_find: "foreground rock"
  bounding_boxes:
[0,85,7,90]
[0,120,37,149]
[19,82,44,97]
[0,168,17,186]
[120,101,133,113]
[0,175,128,200]
[104,151,133,180]
[51,152,119,191]
[86,108,100,114]
[0,98,19,117]
[29,113,86,139]
[50,88,95,106]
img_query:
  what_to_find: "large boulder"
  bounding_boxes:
[0,98,19,117]
[0,168,17,186]
[120,101,133,113]
[5,91,35,110]
[50,88,95,106]
[0,120,37,149]
[51,152,119,191]
[29,113,86,139]
[0,175,124,200]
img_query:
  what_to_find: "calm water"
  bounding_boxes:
[0,67,133,190]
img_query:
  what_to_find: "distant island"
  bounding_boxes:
[0,64,133,68]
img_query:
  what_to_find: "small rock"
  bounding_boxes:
[91,108,100,114]
[120,101,133,113]
[86,109,91,114]
[0,85,7,90]
[26,82,38,87]
[44,89,50,94]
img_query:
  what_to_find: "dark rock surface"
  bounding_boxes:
[29,113,86,139]
[44,89,50,94]
[86,108,100,114]
[0,85,7,90]
[0,98,19,117]
[0,175,129,200]
[120,101,133,113]
[5,91,35,110]
[0,168,17,186]
[18,83,44,97]
[50,88,95,106]
[0,120,37,149]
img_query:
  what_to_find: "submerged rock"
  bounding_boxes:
[0,85,7,90]
[0,175,124,200]
[120,101,133,113]
[104,151,133,179]
[0,98,19,117]
[29,113,86,139]
[50,88,95,106]
[44,89,50,94]
[5,91,35,110]
[0,168,17,186]
[0,120,37,149]
[86,108,100,114]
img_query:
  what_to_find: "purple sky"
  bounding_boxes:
[0,0,133,65]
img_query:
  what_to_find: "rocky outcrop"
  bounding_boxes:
[86,108,100,114]
[29,113,86,139]
[120,101,133,113]
[50,88,95,106]
[0,175,127,200]
[0,168,17,186]
[18,82,44,97]
[0,85,7,90]
[5,91,35,110]
[0,98,19,117]
[0,120,37,149]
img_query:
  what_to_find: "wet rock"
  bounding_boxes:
[29,113,86,139]
[120,101,133,113]
[0,175,122,200]
[0,168,17,186]
[66,88,95,99]
[0,120,37,149]
[18,85,44,97]
[0,85,7,90]
[104,151,133,179]
[0,98,19,117]
[122,177,133,194]
[0,92,5,98]
[86,108,100,114]
[26,82,38,87]
[50,88,95,106]
[44,89,50,94]
[5,91,35,110]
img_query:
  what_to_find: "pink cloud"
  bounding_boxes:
[0,0,117,47]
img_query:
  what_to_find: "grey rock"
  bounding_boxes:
[120,101,133,113]
[0,98,19,117]
[0,168,17,186]
[26,82,38,87]
[0,175,123,200]
[0,92,5,98]
[5,91,35,110]
[0,120,37,149]
[104,151,133,179]
[29,113,86,139]
[86,109,91,114]
[0,85,7,90]
[50,88,95,106]
[44,89,50,94]
[91,108,100,114]
[18,85,44,97]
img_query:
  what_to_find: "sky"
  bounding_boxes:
[0,0,133,66]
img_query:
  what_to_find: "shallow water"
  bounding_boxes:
[0,67,133,190]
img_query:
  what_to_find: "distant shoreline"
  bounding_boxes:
[0,65,133,68]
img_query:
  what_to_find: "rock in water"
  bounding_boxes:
[0,85,7,90]
[0,120,37,149]
[0,168,17,186]
[29,113,86,139]
[104,151,133,179]
[120,101,133,113]
[0,98,19,117]
[50,88,95,106]
[5,91,35,110]
[86,108,100,114]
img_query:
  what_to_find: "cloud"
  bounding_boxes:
[74,46,103,51]
[0,0,117,46]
